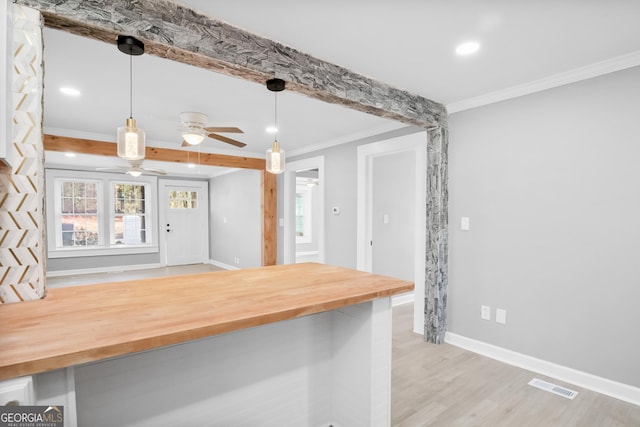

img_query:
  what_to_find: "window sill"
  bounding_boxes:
[47,245,158,259]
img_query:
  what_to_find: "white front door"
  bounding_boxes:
[159,179,209,266]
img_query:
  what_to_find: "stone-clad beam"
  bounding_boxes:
[14,0,446,129]
[13,0,450,343]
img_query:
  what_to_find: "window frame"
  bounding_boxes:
[46,169,158,258]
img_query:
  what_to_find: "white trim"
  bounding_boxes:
[445,332,640,407]
[284,156,325,265]
[208,259,238,270]
[295,250,319,257]
[46,262,163,277]
[356,132,427,334]
[391,292,414,307]
[447,50,640,113]
[0,0,13,166]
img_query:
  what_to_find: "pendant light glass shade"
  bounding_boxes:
[117,117,145,160]
[266,140,285,174]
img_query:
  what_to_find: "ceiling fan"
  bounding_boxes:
[97,159,166,177]
[179,111,247,148]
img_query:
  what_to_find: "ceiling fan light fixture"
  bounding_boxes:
[180,111,208,145]
[182,129,206,145]
[116,35,146,161]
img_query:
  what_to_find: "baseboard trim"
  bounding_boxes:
[445,332,640,407]
[392,292,414,307]
[208,259,238,270]
[46,263,164,277]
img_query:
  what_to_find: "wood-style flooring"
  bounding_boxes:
[391,302,640,426]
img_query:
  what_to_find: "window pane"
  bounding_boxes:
[169,190,198,209]
[62,197,73,213]
[62,182,74,197]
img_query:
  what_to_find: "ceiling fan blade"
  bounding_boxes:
[204,126,243,134]
[208,133,247,148]
[181,140,191,147]
[142,168,167,175]
[96,166,128,172]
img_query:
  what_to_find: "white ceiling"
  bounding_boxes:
[43,1,640,177]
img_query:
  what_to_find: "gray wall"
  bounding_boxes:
[448,65,640,387]
[284,126,423,268]
[372,151,415,282]
[209,169,261,268]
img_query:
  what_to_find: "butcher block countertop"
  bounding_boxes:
[0,263,413,381]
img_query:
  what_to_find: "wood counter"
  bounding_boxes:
[0,263,413,381]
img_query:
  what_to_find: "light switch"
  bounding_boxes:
[496,308,507,325]
[461,217,470,231]
[383,214,389,224]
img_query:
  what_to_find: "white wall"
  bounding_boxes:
[448,65,640,388]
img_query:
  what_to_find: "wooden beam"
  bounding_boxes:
[261,170,277,266]
[15,0,447,129]
[43,134,278,266]
[43,134,265,170]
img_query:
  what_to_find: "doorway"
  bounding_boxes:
[159,179,209,266]
[357,132,427,334]
[283,156,325,264]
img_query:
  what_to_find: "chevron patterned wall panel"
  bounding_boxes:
[0,5,45,304]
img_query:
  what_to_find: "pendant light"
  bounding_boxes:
[116,35,146,161]
[266,78,286,174]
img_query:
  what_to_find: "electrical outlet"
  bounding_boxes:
[496,308,507,325]
[481,305,491,320]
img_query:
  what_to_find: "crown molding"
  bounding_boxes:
[447,50,640,114]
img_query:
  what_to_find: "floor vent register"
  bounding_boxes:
[528,378,579,400]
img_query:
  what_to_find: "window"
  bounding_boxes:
[46,169,158,258]
[58,179,101,247]
[295,181,312,244]
[112,183,148,245]
[169,190,198,209]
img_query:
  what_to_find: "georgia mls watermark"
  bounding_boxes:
[0,406,63,427]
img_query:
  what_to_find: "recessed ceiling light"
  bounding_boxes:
[60,87,81,96]
[266,125,278,134]
[455,41,480,56]
[187,163,196,169]
[64,152,76,158]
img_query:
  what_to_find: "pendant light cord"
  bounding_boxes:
[274,91,278,141]
[129,54,133,119]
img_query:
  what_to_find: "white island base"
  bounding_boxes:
[34,298,393,427]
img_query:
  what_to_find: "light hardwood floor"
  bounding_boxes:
[46,266,640,425]
[391,302,640,426]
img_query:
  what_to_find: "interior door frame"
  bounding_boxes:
[357,132,427,334]
[283,156,325,264]
[158,178,209,266]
